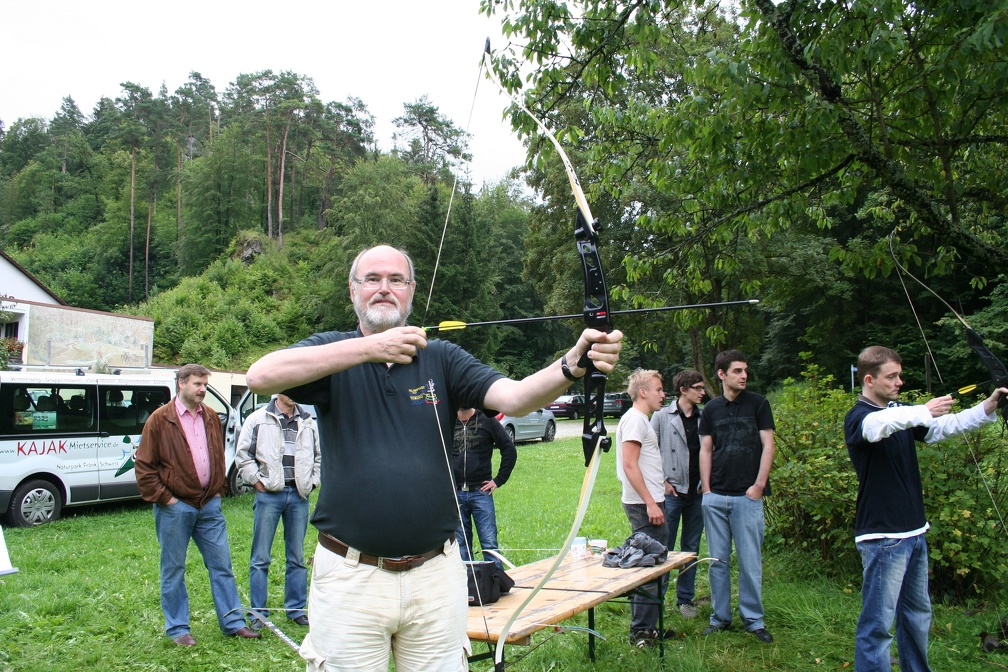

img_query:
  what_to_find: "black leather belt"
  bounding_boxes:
[318,532,446,572]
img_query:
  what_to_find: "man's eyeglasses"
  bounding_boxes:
[352,275,412,290]
[690,384,706,391]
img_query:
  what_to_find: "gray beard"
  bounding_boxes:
[355,296,412,333]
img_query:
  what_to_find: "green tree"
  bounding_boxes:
[0,117,48,177]
[484,0,1008,388]
[171,72,220,259]
[393,97,471,187]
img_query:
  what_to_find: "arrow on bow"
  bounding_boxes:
[423,298,760,333]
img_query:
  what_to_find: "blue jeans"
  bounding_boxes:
[153,496,246,638]
[456,489,501,569]
[701,492,765,631]
[855,534,933,672]
[665,490,704,605]
[250,487,310,620]
[623,501,669,634]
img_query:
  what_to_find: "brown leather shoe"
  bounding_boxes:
[230,626,262,639]
[173,633,197,646]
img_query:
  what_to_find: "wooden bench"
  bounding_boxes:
[467,550,695,664]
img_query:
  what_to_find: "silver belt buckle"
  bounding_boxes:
[377,557,385,570]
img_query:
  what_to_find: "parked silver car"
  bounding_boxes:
[494,408,556,443]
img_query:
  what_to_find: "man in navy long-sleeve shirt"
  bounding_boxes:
[845,345,1006,672]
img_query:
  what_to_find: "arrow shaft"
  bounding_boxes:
[424,299,759,332]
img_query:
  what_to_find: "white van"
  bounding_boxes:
[0,371,241,527]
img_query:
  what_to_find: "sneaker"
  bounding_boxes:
[749,627,773,643]
[631,628,659,648]
[678,603,698,619]
[249,618,266,631]
[702,624,729,635]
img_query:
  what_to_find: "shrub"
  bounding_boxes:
[918,421,1008,600]
[766,361,860,576]
[1,337,25,370]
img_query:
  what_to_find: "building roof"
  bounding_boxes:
[0,248,66,305]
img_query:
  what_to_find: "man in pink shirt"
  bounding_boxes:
[136,363,260,646]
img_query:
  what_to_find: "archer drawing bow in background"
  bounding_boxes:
[888,229,1008,424]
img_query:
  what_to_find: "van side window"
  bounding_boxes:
[98,386,170,435]
[0,384,94,435]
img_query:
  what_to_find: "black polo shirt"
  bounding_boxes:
[284,329,505,557]
[698,389,775,496]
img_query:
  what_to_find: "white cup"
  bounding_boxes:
[571,537,588,559]
[589,539,607,555]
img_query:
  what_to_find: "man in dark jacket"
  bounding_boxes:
[135,363,260,646]
[452,408,517,569]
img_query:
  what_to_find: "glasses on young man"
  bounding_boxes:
[690,384,706,391]
[352,275,413,290]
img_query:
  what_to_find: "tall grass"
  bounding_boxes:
[1,432,1003,671]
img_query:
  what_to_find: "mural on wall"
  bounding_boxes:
[23,304,154,370]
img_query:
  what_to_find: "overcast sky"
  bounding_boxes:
[0,0,529,187]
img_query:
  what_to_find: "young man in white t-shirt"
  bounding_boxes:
[615,368,667,647]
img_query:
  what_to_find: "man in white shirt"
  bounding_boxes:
[615,368,667,648]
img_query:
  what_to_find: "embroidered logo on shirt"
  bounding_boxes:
[408,381,440,406]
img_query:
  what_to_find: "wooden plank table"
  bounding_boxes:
[467,550,695,663]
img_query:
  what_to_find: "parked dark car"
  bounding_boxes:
[495,409,556,443]
[603,392,631,418]
[547,394,585,420]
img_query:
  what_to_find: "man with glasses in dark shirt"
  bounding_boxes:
[245,245,623,672]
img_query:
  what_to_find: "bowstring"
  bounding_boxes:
[419,48,494,646]
[423,55,485,325]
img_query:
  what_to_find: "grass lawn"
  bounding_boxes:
[1,433,1003,671]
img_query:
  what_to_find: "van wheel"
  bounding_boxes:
[9,480,62,527]
[227,466,253,497]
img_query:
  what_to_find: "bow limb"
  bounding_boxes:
[965,328,1008,421]
[482,40,597,232]
[483,41,613,670]
[491,440,605,671]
